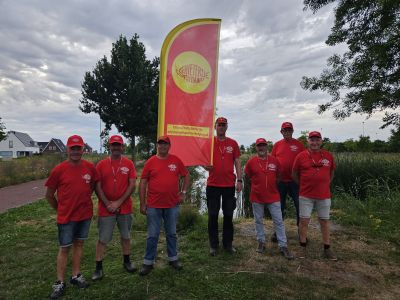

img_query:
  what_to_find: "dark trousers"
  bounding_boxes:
[277,181,300,226]
[206,186,236,249]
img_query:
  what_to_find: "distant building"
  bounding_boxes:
[84,143,93,154]
[0,131,40,158]
[41,138,67,154]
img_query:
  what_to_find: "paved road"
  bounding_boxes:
[0,179,47,213]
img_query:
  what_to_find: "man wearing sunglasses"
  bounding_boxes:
[292,131,337,260]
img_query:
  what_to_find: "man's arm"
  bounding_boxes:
[292,170,299,185]
[45,187,58,210]
[139,178,148,215]
[108,178,137,211]
[330,170,335,183]
[234,157,243,192]
[95,181,115,213]
[178,174,190,203]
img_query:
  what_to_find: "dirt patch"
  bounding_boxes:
[234,220,400,299]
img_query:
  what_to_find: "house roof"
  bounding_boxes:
[84,143,92,150]
[38,142,48,149]
[52,138,67,152]
[42,138,67,152]
[9,131,38,147]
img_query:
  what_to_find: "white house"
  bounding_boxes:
[0,131,40,158]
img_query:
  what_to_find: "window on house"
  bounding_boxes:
[9,140,13,148]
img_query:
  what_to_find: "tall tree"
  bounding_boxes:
[0,117,6,142]
[301,0,400,128]
[80,34,159,158]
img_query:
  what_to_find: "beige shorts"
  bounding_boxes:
[299,197,331,220]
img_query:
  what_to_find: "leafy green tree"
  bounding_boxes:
[356,135,373,152]
[372,139,388,153]
[301,1,400,128]
[80,34,159,159]
[388,125,400,152]
[0,118,6,142]
[343,138,357,152]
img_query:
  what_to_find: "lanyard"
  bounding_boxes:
[218,139,226,160]
[110,157,122,193]
[257,156,269,190]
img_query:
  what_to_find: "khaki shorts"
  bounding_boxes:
[299,197,331,220]
[98,214,132,244]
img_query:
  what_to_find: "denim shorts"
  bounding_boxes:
[57,218,91,247]
[299,197,331,220]
[98,214,132,244]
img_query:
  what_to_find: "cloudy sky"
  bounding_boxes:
[0,0,393,151]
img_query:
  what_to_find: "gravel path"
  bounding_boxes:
[0,179,47,213]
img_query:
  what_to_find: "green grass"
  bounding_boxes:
[1,197,400,299]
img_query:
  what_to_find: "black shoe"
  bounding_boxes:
[123,261,137,273]
[256,242,266,253]
[169,260,183,270]
[209,247,217,256]
[49,281,65,299]
[280,247,295,260]
[224,246,237,254]
[139,264,153,276]
[70,274,89,289]
[271,232,278,243]
[91,269,103,281]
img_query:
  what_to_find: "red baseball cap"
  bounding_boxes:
[67,135,84,148]
[157,135,171,144]
[308,131,322,138]
[255,138,268,146]
[215,117,228,124]
[109,135,124,145]
[281,122,293,130]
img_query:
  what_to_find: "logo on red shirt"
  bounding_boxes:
[268,163,277,171]
[120,167,129,174]
[168,164,177,172]
[290,145,299,152]
[226,146,233,153]
[321,158,330,166]
[82,173,91,184]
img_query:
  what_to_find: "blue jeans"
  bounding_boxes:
[278,181,300,226]
[144,206,180,265]
[57,218,91,247]
[252,202,287,248]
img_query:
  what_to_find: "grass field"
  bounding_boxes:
[1,196,400,300]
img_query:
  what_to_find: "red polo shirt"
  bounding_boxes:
[96,156,137,217]
[292,149,336,200]
[45,160,98,224]
[141,154,188,208]
[271,138,305,182]
[207,137,240,187]
[244,155,281,203]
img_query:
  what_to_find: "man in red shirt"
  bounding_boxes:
[245,138,294,259]
[271,122,305,242]
[92,135,137,281]
[45,135,98,299]
[138,136,190,275]
[292,131,337,260]
[205,117,242,256]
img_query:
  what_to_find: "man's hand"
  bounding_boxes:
[236,181,243,193]
[107,201,121,213]
[178,191,186,203]
[140,203,147,215]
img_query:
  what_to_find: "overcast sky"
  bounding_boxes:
[0,0,393,151]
